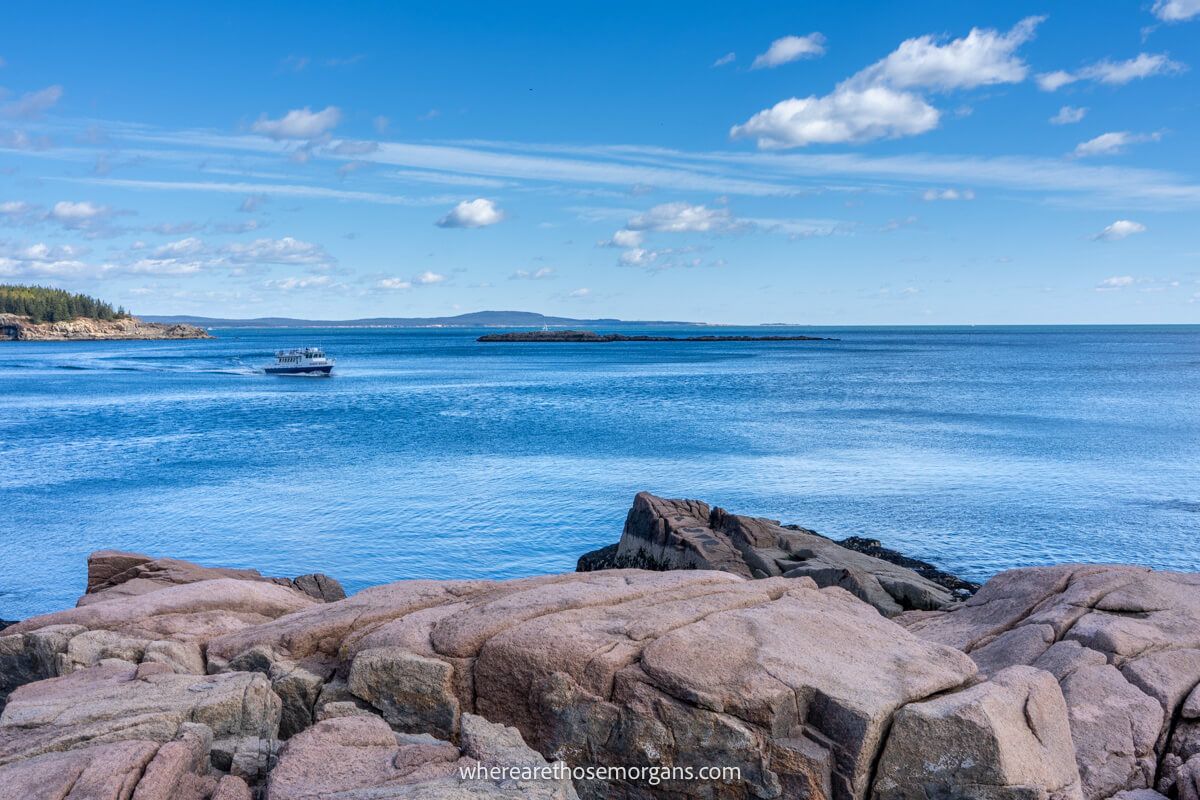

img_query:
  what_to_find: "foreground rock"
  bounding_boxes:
[6,545,1200,800]
[900,564,1200,799]
[873,665,1083,800]
[578,492,964,616]
[0,551,341,713]
[0,312,211,341]
[205,567,979,799]
[267,713,579,799]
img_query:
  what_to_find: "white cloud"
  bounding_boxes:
[1037,53,1186,91]
[1096,275,1135,290]
[224,236,334,265]
[1035,71,1076,92]
[568,288,592,298]
[265,275,332,290]
[376,271,446,290]
[1073,131,1162,158]
[627,202,735,233]
[851,16,1042,91]
[732,86,939,148]
[712,52,736,68]
[18,243,89,261]
[252,106,342,140]
[732,18,1041,149]
[618,248,658,267]
[751,34,826,70]
[1050,106,1087,125]
[49,200,107,223]
[921,188,975,201]
[608,229,644,248]
[1095,220,1146,241]
[412,270,446,285]
[0,85,63,119]
[510,267,556,280]
[0,200,33,215]
[153,237,205,258]
[1153,0,1200,22]
[0,255,98,278]
[435,198,504,228]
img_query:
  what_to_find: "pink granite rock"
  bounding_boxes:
[902,564,1200,799]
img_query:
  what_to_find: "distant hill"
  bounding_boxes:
[141,310,702,329]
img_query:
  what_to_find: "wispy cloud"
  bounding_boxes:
[0,85,63,119]
[24,119,1200,213]
[1072,131,1162,158]
[751,34,826,69]
[1049,106,1087,125]
[251,106,342,140]
[1037,53,1186,91]
[1152,0,1200,22]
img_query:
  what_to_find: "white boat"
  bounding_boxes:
[264,347,334,376]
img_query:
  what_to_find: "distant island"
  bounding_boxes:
[0,284,210,341]
[478,329,834,342]
[141,310,704,329]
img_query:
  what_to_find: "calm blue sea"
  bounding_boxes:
[2,326,1198,619]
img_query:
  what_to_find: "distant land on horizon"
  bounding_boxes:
[141,310,711,329]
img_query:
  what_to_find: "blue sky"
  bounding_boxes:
[1,1,1198,324]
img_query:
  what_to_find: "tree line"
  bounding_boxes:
[0,284,129,323]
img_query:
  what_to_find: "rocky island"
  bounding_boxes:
[0,285,211,341]
[1,493,1198,800]
[477,329,833,343]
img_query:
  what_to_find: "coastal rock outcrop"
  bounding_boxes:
[206,567,980,799]
[5,544,1200,800]
[0,313,211,341]
[899,564,1200,799]
[0,551,336,713]
[83,549,346,605]
[577,492,963,616]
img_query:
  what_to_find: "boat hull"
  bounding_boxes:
[264,365,333,376]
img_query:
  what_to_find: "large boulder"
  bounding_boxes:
[0,661,280,768]
[0,707,251,800]
[901,564,1200,799]
[579,492,959,616]
[873,665,1083,800]
[0,568,320,711]
[266,712,579,799]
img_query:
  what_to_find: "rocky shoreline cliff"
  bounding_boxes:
[2,494,1198,800]
[0,313,211,341]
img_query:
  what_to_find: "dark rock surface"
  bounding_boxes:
[578,492,964,616]
[477,329,832,342]
[834,535,981,596]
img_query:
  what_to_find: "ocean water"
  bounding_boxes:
[2,325,1198,619]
